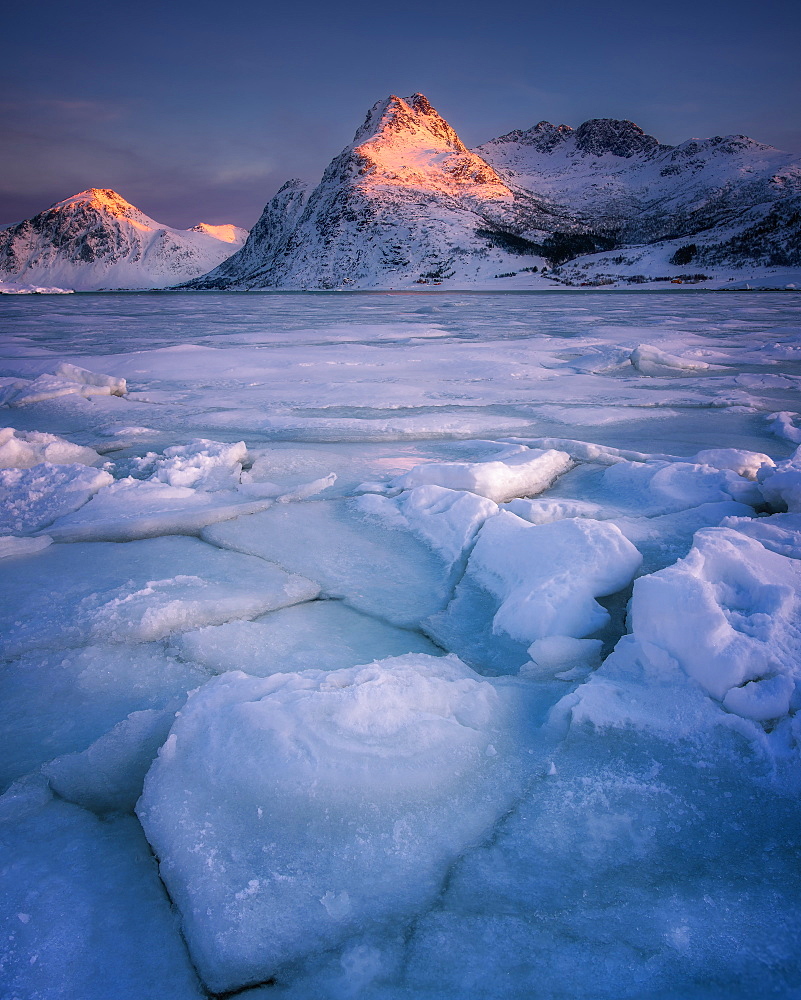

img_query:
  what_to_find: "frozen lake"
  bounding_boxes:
[1,290,800,999]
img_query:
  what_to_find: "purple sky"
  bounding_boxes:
[2,0,799,230]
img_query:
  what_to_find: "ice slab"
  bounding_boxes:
[394,448,573,503]
[0,779,203,1000]
[721,512,801,559]
[43,708,176,814]
[503,496,607,524]
[0,427,103,468]
[768,411,801,445]
[611,500,755,574]
[0,462,113,534]
[560,523,801,747]
[203,499,450,627]
[46,477,275,542]
[0,536,320,657]
[173,600,440,676]
[0,534,52,559]
[0,643,208,790]
[690,447,774,480]
[628,526,801,710]
[2,362,126,406]
[630,343,715,375]
[138,655,533,993]
[471,513,642,643]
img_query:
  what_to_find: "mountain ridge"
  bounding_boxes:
[1,95,798,291]
[186,93,801,290]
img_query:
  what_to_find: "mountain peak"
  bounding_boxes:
[490,121,575,152]
[353,93,467,153]
[573,119,662,157]
[54,189,139,217]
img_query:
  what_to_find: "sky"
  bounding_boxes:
[2,0,800,230]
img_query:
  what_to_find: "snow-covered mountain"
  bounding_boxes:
[477,120,801,269]
[188,95,801,290]
[187,93,582,290]
[0,189,248,290]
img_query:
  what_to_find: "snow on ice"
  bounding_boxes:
[1,290,800,999]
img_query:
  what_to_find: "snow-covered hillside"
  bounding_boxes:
[189,94,801,290]
[0,190,247,291]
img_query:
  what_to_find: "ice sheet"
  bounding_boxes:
[2,291,800,999]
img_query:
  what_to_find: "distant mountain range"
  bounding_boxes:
[0,189,247,290]
[2,95,799,290]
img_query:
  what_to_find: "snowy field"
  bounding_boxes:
[1,289,800,1000]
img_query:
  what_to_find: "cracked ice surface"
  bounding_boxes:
[1,291,801,999]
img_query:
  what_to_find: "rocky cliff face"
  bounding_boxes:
[188,94,801,289]
[0,189,247,290]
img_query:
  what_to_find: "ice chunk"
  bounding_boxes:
[138,655,532,992]
[0,427,103,468]
[427,512,641,675]
[394,448,573,503]
[45,477,275,542]
[203,499,450,627]
[0,462,113,534]
[276,471,337,502]
[43,709,177,814]
[358,485,498,568]
[759,446,801,512]
[520,636,604,680]
[4,363,126,406]
[503,496,607,524]
[768,411,801,445]
[611,500,755,574]
[145,438,248,490]
[0,534,52,559]
[173,600,440,676]
[721,512,801,559]
[690,447,774,480]
[628,526,801,704]
[53,362,127,394]
[0,781,203,1000]
[562,521,801,741]
[601,459,762,515]
[721,674,795,722]
[0,536,320,657]
[630,344,714,375]
[466,512,641,644]
[0,643,208,790]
